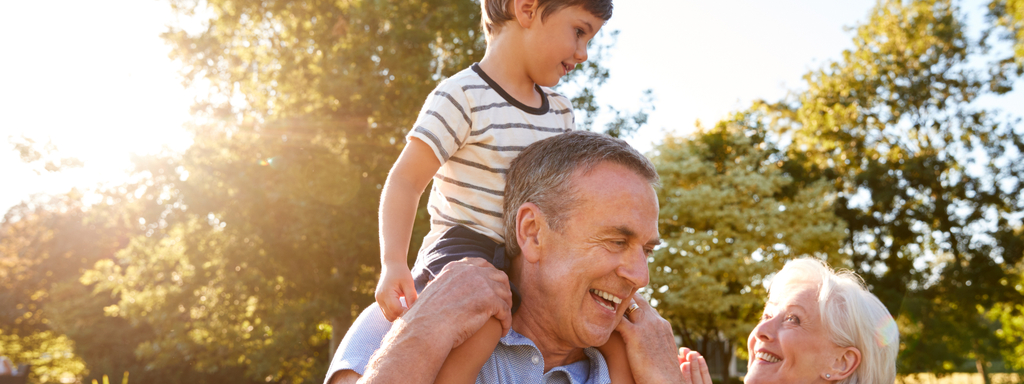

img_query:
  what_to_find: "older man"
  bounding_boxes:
[326,131,709,384]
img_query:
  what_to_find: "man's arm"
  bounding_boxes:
[355,258,514,384]
[326,370,360,384]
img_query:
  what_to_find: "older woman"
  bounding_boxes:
[744,258,899,383]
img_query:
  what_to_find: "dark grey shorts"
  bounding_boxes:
[411,225,521,313]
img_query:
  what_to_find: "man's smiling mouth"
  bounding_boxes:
[589,289,621,311]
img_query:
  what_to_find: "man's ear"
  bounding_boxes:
[513,0,539,28]
[516,202,544,263]
[827,346,861,381]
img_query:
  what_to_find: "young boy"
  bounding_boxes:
[374,0,632,382]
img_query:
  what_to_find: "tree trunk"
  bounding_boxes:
[329,308,354,362]
[720,341,732,384]
[976,358,991,384]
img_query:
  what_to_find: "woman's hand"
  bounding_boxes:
[678,348,713,384]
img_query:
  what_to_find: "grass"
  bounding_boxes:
[898,373,1023,384]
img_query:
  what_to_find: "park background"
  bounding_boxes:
[1,0,1023,383]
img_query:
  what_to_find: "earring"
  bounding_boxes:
[826,374,831,379]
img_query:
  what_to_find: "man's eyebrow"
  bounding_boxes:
[612,226,636,238]
[611,226,661,246]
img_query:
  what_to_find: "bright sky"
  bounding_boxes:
[1,0,1021,215]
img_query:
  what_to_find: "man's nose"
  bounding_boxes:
[618,246,650,288]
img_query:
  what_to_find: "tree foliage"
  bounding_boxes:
[988,0,1024,64]
[755,0,1023,376]
[649,0,1024,379]
[64,0,639,382]
[649,117,846,382]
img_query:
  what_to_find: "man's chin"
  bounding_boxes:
[578,325,616,348]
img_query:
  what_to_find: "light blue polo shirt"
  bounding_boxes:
[325,303,611,384]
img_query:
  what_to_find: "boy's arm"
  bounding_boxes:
[376,138,442,319]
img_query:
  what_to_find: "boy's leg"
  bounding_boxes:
[413,226,517,383]
[433,317,503,384]
[598,330,636,384]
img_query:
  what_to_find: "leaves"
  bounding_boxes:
[649,117,846,381]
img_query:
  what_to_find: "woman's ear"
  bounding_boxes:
[513,0,540,28]
[827,347,862,381]
[516,202,544,263]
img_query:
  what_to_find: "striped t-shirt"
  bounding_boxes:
[408,63,575,251]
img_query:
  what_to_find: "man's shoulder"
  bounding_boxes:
[481,330,610,384]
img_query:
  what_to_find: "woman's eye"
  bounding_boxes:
[785,314,801,324]
[760,312,772,321]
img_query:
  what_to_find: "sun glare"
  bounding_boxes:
[0,0,193,212]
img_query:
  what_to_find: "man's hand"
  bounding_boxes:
[359,258,513,384]
[400,257,514,349]
[616,293,686,383]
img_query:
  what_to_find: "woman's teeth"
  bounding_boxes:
[756,352,781,363]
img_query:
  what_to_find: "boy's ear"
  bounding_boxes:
[513,0,540,28]
[516,202,544,263]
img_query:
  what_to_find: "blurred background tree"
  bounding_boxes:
[2,0,1023,383]
[647,0,1024,382]
[39,0,642,383]
[649,116,846,383]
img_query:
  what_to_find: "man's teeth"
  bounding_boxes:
[756,352,781,363]
[590,289,621,311]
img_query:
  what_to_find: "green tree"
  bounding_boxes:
[649,117,847,383]
[82,0,644,382]
[747,0,1024,378]
[988,0,1024,63]
[0,190,197,384]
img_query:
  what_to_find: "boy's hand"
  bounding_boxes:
[375,264,418,321]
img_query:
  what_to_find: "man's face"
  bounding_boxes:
[532,161,659,348]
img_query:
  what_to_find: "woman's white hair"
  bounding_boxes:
[772,258,899,384]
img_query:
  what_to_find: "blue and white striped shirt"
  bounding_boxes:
[324,303,611,384]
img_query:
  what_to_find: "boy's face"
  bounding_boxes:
[523,5,605,87]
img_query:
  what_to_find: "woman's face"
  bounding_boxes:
[746,277,845,383]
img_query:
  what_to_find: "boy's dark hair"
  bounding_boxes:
[481,0,613,37]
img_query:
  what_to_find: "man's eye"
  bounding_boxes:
[576,28,585,38]
[643,247,655,256]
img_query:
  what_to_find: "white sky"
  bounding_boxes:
[1,0,1021,215]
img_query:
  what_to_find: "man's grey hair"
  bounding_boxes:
[503,130,658,257]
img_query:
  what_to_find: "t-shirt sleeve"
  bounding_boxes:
[406,80,474,165]
[323,303,393,383]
